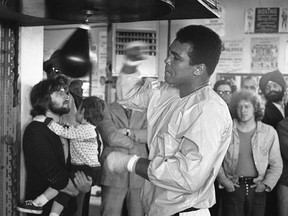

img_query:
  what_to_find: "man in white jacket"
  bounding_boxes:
[106,25,232,216]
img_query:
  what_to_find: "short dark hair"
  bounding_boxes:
[213,79,237,93]
[30,78,65,117]
[175,25,222,76]
[69,79,83,88]
[230,90,264,121]
[79,96,105,126]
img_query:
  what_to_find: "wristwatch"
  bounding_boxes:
[126,129,131,136]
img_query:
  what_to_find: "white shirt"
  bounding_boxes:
[119,79,232,216]
[272,102,285,117]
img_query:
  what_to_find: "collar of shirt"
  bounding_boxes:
[272,102,285,117]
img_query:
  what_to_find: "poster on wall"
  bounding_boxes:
[254,8,279,33]
[98,31,107,70]
[250,37,279,73]
[285,40,288,73]
[245,7,288,33]
[245,8,255,33]
[215,40,243,73]
[89,30,107,100]
[279,8,288,33]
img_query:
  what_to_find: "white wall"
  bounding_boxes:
[19,26,44,203]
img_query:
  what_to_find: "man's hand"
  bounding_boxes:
[106,151,133,174]
[60,179,79,196]
[118,128,127,135]
[251,177,269,192]
[251,183,267,192]
[74,171,92,193]
[223,179,239,192]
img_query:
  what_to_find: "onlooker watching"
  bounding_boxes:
[69,79,84,98]
[98,46,148,215]
[276,118,288,216]
[18,78,91,216]
[218,90,283,216]
[43,51,89,216]
[43,50,83,124]
[213,79,236,108]
[259,70,288,129]
[98,101,148,216]
[259,70,287,216]
[242,76,266,115]
[242,76,259,93]
[18,96,104,216]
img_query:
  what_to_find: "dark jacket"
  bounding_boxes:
[277,118,288,187]
[23,121,76,216]
[262,101,287,129]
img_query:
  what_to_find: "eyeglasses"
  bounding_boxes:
[51,67,61,74]
[216,90,231,96]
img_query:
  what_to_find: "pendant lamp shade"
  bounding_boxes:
[59,25,92,78]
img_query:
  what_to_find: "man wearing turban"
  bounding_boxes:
[259,69,287,216]
[259,69,287,129]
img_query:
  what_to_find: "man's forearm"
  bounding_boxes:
[60,179,79,196]
[127,156,150,180]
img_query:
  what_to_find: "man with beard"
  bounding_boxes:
[44,51,91,216]
[43,50,83,124]
[259,70,287,216]
[19,78,91,216]
[259,70,287,129]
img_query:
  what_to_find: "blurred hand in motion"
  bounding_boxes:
[106,151,133,174]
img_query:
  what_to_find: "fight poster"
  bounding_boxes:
[245,7,288,33]
[215,40,243,73]
[250,37,279,73]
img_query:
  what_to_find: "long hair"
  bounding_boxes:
[79,96,105,126]
[230,90,264,121]
[30,78,64,117]
[175,25,222,76]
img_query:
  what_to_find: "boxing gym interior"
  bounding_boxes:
[0,0,288,216]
